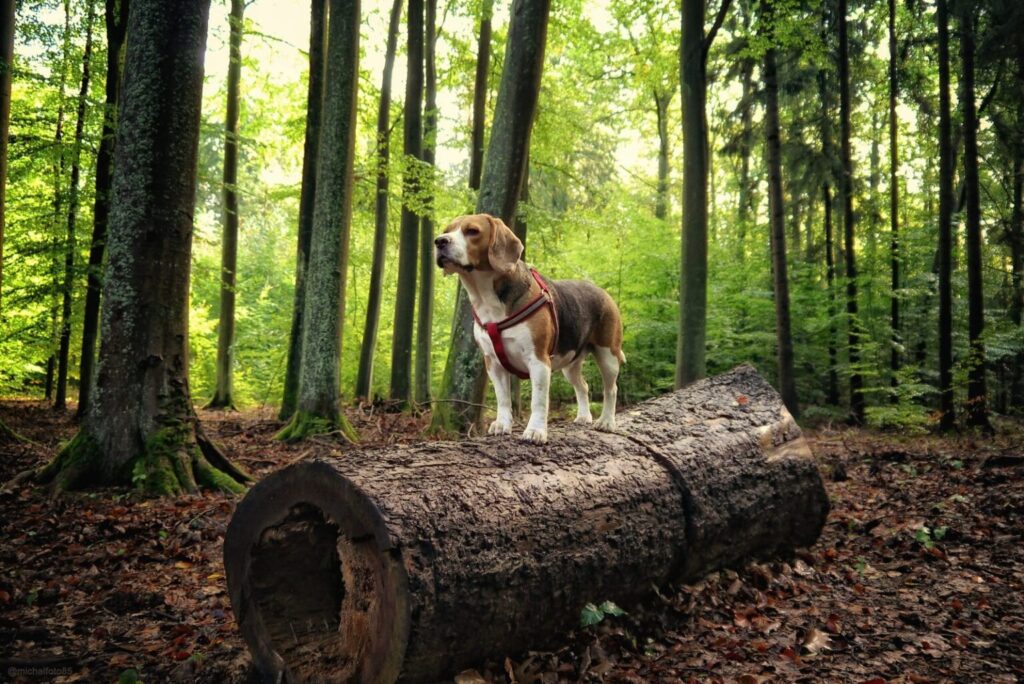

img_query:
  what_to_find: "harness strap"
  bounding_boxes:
[472,268,558,380]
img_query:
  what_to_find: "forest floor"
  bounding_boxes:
[0,400,1022,684]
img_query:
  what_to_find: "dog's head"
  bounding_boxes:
[435,213,523,276]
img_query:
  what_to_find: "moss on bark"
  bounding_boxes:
[274,409,358,444]
[32,424,248,496]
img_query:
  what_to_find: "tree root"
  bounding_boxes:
[31,423,250,496]
[274,409,359,444]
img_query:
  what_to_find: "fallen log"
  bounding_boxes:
[224,366,829,683]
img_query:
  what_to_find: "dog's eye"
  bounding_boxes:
[464,227,480,236]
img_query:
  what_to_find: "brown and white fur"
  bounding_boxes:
[435,213,625,444]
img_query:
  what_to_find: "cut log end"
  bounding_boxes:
[225,462,409,683]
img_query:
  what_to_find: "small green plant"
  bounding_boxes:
[580,600,626,628]
[914,525,949,549]
[118,668,143,684]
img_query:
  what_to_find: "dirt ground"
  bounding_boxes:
[1,400,1022,683]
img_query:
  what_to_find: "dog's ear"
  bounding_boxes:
[486,215,523,275]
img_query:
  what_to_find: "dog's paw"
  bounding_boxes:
[574,414,593,425]
[487,419,512,436]
[594,415,617,432]
[520,426,548,444]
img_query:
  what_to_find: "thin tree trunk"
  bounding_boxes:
[414,0,437,405]
[468,0,493,191]
[277,0,361,442]
[33,0,248,494]
[677,0,709,388]
[76,0,130,420]
[763,38,798,418]
[280,0,326,420]
[0,0,14,308]
[208,0,244,410]
[355,0,401,401]
[837,0,864,423]
[736,47,753,264]
[824,183,840,405]
[887,0,900,392]
[654,89,670,220]
[936,0,955,429]
[55,0,96,410]
[46,2,72,403]
[389,0,424,404]
[431,0,550,434]
[1011,155,1023,407]
[958,3,989,430]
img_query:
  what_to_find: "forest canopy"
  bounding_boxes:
[0,0,1021,436]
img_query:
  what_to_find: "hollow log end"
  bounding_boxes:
[223,459,410,683]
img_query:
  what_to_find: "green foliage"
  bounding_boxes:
[580,600,627,628]
[1,0,1021,429]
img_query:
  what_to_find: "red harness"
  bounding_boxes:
[472,268,559,379]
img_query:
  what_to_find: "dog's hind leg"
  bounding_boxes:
[593,346,620,432]
[562,356,592,425]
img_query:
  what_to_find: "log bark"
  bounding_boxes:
[225,366,828,683]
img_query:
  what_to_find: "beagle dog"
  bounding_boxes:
[435,213,625,444]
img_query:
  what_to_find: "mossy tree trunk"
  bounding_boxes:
[77,0,130,420]
[208,0,245,410]
[654,89,670,220]
[276,0,360,443]
[55,0,96,411]
[389,0,424,405]
[355,0,402,400]
[414,0,437,406]
[280,0,326,421]
[432,0,550,435]
[0,0,14,307]
[34,0,249,495]
[762,26,799,419]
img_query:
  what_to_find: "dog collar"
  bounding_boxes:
[472,268,559,380]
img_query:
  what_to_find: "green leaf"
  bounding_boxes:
[118,669,142,684]
[932,526,948,540]
[580,602,604,628]
[599,600,626,617]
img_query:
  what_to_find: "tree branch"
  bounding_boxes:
[703,0,733,64]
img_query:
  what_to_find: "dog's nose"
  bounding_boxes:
[434,235,450,248]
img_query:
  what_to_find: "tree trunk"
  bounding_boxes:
[55,0,96,411]
[654,89,670,220]
[33,0,249,494]
[225,366,829,684]
[0,0,14,308]
[355,0,402,400]
[280,0,327,421]
[677,0,709,389]
[736,54,753,264]
[76,0,130,420]
[389,0,424,405]
[468,0,493,191]
[208,0,245,410]
[824,184,840,406]
[431,0,550,434]
[45,2,72,404]
[1011,155,1023,408]
[887,0,900,391]
[414,0,437,406]
[763,41,799,418]
[936,0,955,429]
[958,4,989,431]
[276,0,361,442]
[837,0,864,423]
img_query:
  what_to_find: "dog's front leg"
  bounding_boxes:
[521,358,550,444]
[484,358,514,436]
